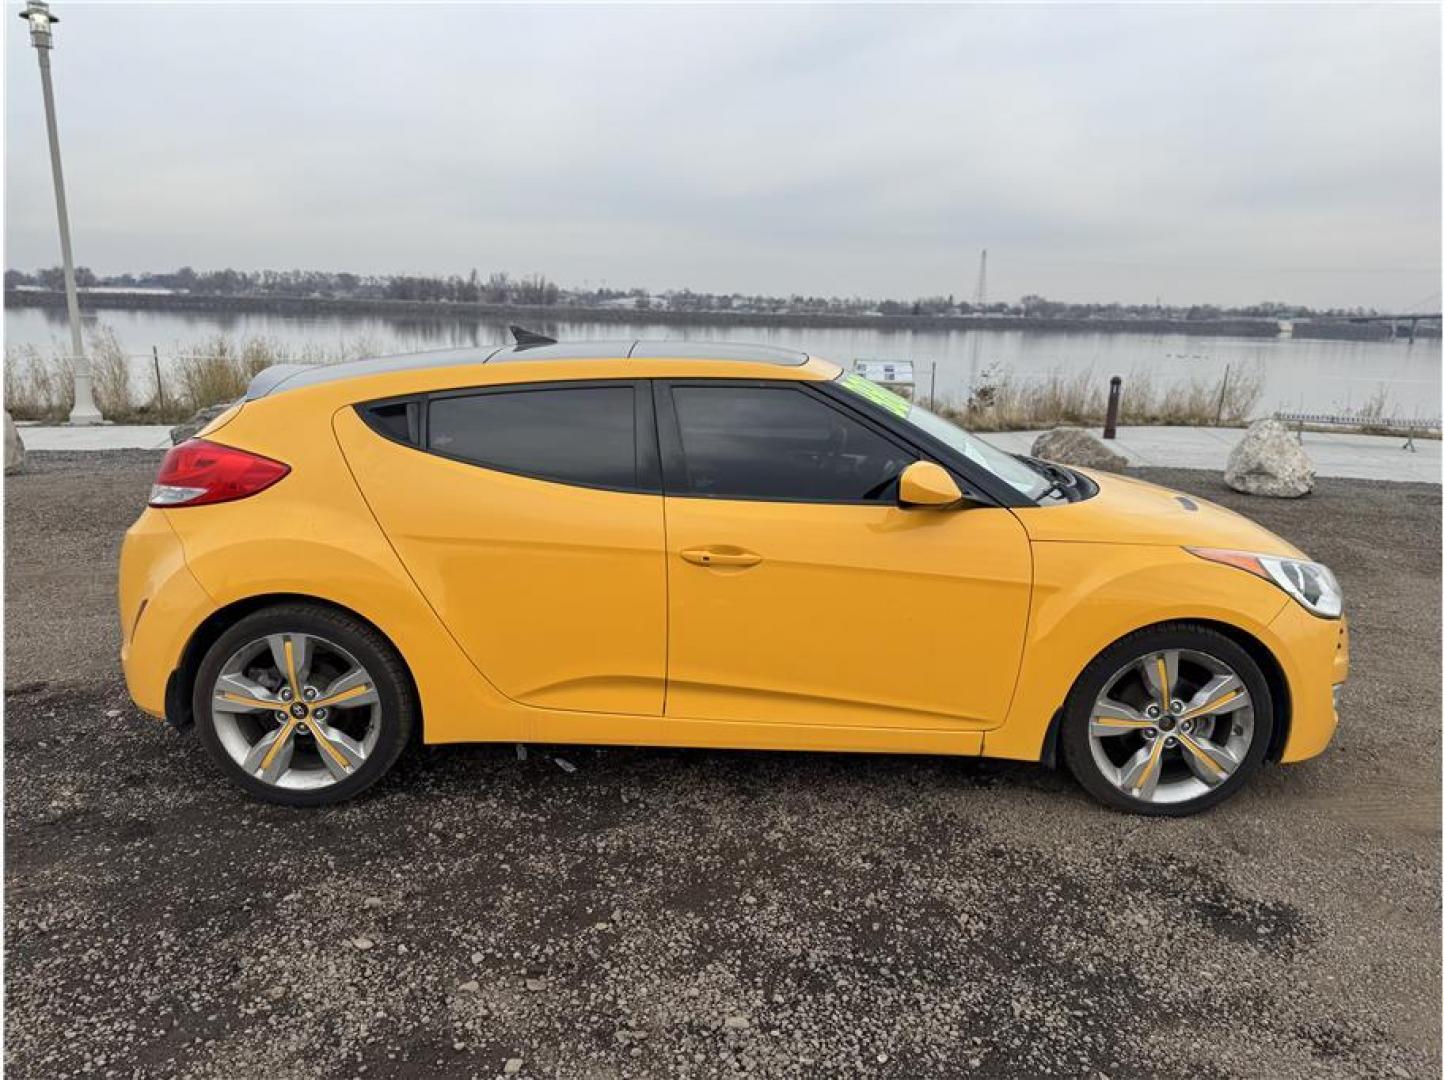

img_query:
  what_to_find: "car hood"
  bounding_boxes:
[1015,469,1307,558]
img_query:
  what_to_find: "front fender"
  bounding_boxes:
[983,542,1288,761]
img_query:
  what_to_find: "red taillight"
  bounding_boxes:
[148,439,290,508]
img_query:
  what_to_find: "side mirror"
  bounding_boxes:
[898,461,963,508]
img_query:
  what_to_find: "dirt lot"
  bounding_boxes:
[5,452,1440,1079]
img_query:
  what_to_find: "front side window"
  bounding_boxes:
[428,386,637,489]
[836,373,1051,500]
[670,385,913,502]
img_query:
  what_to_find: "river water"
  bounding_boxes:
[6,304,1439,419]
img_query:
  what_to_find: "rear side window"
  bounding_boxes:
[669,385,913,502]
[361,400,422,446]
[428,386,638,489]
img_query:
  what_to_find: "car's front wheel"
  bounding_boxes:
[1061,624,1274,816]
[192,603,415,806]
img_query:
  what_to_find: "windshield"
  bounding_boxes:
[835,372,1051,500]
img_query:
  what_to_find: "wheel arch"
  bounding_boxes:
[1192,618,1291,763]
[1039,616,1291,769]
[165,592,422,734]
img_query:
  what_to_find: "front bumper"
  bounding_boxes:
[1270,601,1349,763]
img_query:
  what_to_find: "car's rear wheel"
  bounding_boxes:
[192,603,415,806]
[1061,624,1274,816]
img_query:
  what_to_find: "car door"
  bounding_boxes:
[334,379,667,715]
[656,379,1032,730]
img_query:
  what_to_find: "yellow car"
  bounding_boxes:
[119,339,1347,815]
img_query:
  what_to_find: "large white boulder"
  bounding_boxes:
[1225,419,1314,497]
[1030,426,1128,471]
[4,410,24,475]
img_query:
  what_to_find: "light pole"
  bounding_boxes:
[20,0,101,425]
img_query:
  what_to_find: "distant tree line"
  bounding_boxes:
[2,265,1387,320]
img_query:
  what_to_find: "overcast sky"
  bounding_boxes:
[5,3,1440,308]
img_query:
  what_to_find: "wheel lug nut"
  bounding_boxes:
[1165,736,1178,747]
[314,708,328,721]
[274,711,287,722]
[303,687,317,700]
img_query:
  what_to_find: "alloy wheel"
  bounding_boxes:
[1087,647,1254,805]
[209,631,382,790]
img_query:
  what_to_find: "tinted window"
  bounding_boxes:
[670,386,912,501]
[362,400,421,446]
[428,386,637,488]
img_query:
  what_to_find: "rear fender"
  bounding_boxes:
[161,403,523,744]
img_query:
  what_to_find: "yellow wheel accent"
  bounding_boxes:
[1129,736,1167,796]
[218,691,281,712]
[1092,715,1152,730]
[258,717,300,771]
[1180,689,1241,722]
[282,637,303,699]
[305,718,354,771]
[1153,656,1171,710]
[313,683,373,710]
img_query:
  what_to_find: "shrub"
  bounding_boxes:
[89,325,134,418]
[4,345,73,421]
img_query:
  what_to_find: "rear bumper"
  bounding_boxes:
[119,510,215,719]
[1271,604,1349,763]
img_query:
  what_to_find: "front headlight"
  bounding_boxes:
[1187,547,1343,619]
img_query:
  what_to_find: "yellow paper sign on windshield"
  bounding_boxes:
[839,372,911,418]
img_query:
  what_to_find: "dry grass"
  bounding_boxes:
[946,363,1266,431]
[89,326,135,420]
[4,327,384,423]
[0,330,1312,437]
[171,336,276,415]
[1350,385,1400,435]
[4,345,75,421]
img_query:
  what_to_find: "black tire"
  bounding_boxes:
[1060,623,1274,817]
[192,603,416,806]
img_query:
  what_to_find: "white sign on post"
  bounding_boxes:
[853,359,915,386]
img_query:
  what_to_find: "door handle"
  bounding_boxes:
[681,547,762,568]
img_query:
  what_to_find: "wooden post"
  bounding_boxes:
[1103,375,1122,439]
[153,345,165,410]
[929,361,937,410]
[1214,364,1231,425]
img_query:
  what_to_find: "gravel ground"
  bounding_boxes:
[5,452,1440,1079]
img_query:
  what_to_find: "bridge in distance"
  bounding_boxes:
[1285,311,1442,343]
